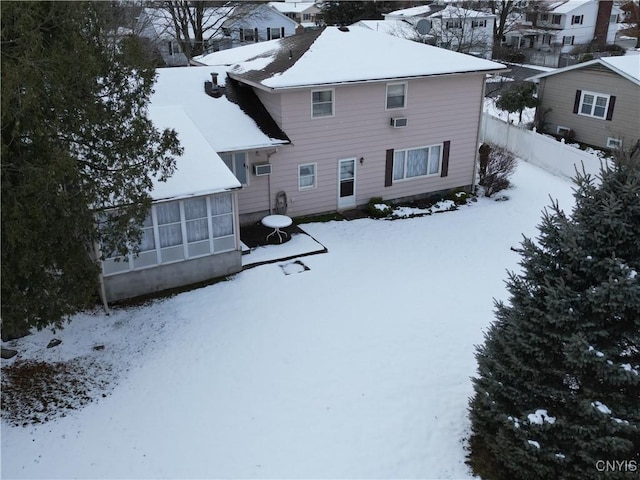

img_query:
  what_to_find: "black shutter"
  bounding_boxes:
[267,28,271,40]
[606,95,616,121]
[281,27,285,38]
[441,141,450,177]
[385,149,394,187]
[239,29,244,42]
[254,28,259,42]
[573,90,582,114]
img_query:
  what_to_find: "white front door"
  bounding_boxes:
[338,158,356,209]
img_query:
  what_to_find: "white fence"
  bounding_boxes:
[480,112,606,180]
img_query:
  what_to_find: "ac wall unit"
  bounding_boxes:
[253,163,272,176]
[390,117,408,128]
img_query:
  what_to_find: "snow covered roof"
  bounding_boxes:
[148,106,240,202]
[151,66,289,152]
[268,1,317,14]
[386,4,495,19]
[196,26,506,90]
[526,55,640,86]
[351,19,432,40]
[548,0,591,14]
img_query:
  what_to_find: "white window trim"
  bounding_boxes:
[298,162,317,190]
[311,88,334,118]
[557,126,571,135]
[392,144,443,182]
[102,194,236,276]
[578,90,610,119]
[386,82,407,110]
[571,15,583,25]
[606,137,622,149]
[563,35,574,45]
[471,19,487,28]
[552,14,562,25]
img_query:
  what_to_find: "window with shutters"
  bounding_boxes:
[578,91,610,119]
[267,27,284,40]
[392,145,442,181]
[562,35,574,45]
[571,15,583,25]
[552,14,562,25]
[240,28,257,42]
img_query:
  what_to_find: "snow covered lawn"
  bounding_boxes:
[1,161,576,479]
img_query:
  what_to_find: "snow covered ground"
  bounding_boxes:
[1,161,576,479]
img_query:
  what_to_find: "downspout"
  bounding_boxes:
[266,148,279,214]
[472,74,489,195]
[92,240,111,315]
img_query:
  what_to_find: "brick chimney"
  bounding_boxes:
[593,0,614,46]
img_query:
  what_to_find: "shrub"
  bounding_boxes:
[478,143,516,197]
[367,197,392,218]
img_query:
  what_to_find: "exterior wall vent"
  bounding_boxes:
[390,117,408,128]
[253,163,272,176]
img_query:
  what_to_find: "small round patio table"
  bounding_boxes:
[261,214,293,243]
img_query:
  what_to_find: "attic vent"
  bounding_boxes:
[338,26,350,32]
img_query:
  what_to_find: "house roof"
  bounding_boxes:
[547,0,591,14]
[525,55,640,86]
[351,19,432,40]
[148,106,241,202]
[386,4,495,20]
[195,26,506,90]
[151,66,289,152]
[268,1,317,14]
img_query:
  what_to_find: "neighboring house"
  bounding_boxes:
[137,4,299,66]
[526,55,640,149]
[382,4,496,58]
[269,1,321,29]
[505,0,622,66]
[187,26,506,223]
[351,19,435,42]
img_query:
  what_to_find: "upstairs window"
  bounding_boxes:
[552,14,562,25]
[240,28,257,42]
[445,20,462,29]
[386,82,406,109]
[267,27,284,40]
[571,15,583,25]
[311,89,334,117]
[472,19,487,28]
[540,13,549,21]
[563,35,574,45]
[610,14,618,23]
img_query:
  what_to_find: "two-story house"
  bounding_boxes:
[269,1,322,29]
[382,4,496,58]
[505,0,622,67]
[137,4,299,66]
[193,26,506,223]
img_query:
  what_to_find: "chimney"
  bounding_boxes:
[594,0,613,46]
[211,72,218,86]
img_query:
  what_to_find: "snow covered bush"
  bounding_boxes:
[467,145,640,480]
[478,143,516,197]
[367,197,392,218]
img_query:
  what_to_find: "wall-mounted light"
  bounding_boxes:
[359,157,365,165]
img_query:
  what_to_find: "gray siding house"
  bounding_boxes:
[193,26,506,223]
[527,55,640,150]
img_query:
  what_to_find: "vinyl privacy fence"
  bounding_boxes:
[479,112,608,180]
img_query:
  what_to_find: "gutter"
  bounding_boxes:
[228,67,510,93]
[472,75,489,195]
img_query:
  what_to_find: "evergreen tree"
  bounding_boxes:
[467,145,640,480]
[1,2,182,339]
[495,82,538,123]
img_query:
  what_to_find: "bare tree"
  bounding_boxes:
[482,0,530,55]
[429,6,494,57]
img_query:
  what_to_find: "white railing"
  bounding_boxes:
[480,112,607,180]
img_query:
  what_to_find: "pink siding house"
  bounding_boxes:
[183,26,507,223]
